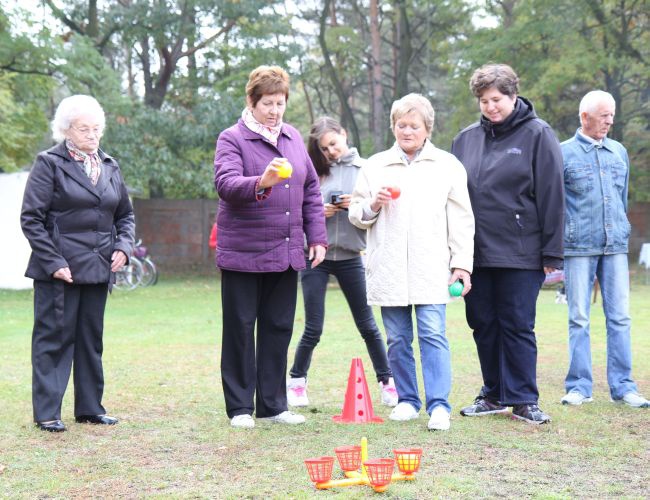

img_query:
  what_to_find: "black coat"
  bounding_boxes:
[451,97,564,270]
[21,142,135,284]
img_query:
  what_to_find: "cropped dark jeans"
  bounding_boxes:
[289,256,391,383]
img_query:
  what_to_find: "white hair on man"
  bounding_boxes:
[578,90,615,118]
[390,93,435,134]
[51,95,105,142]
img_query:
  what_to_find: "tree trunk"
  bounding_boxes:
[393,0,412,101]
[87,0,99,38]
[318,0,361,152]
[369,0,384,152]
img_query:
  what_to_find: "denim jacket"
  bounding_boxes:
[561,129,631,256]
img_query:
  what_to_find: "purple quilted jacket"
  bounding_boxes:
[213,119,327,272]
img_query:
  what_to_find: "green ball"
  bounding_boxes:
[449,281,463,297]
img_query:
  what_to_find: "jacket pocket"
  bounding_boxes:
[513,212,526,255]
[565,162,594,194]
[565,215,576,244]
[610,161,627,190]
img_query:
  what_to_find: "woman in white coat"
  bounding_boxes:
[349,93,474,431]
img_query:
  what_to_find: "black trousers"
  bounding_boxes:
[464,268,545,405]
[220,269,298,418]
[32,280,108,422]
[290,256,391,383]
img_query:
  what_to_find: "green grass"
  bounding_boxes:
[1,273,649,498]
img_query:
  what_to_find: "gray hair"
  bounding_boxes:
[390,93,435,134]
[51,95,105,142]
[579,90,615,117]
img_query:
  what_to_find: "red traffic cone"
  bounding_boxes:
[333,358,383,423]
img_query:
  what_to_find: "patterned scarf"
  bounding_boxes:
[66,139,101,186]
[241,108,282,146]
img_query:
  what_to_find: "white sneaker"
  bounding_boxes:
[287,377,309,407]
[613,392,650,408]
[379,378,398,407]
[427,406,451,431]
[261,410,306,424]
[389,402,419,421]
[561,391,593,405]
[230,414,255,429]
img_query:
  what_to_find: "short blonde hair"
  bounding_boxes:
[390,93,435,134]
[51,95,105,142]
[245,65,290,108]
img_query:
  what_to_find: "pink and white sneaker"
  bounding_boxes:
[287,377,309,407]
[379,377,398,407]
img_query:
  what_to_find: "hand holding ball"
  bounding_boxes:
[449,281,463,297]
[277,160,293,179]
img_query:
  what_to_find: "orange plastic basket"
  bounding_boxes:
[364,458,395,488]
[334,445,362,472]
[304,456,335,483]
[393,448,423,475]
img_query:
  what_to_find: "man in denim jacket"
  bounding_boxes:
[560,90,649,408]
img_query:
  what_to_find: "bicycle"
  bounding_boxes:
[133,239,158,287]
[114,257,143,291]
[113,239,158,290]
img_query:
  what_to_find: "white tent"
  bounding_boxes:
[0,172,32,289]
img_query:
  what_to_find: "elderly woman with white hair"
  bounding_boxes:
[349,93,475,431]
[21,94,134,432]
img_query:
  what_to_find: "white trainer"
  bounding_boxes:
[261,411,306,424]
[379,378,398,407]
[230,414,255,429]
[389,402,419,421]
[613,392,650,408]
[427,406,451,431]
[561,391,593,405]
[287,377,309,407]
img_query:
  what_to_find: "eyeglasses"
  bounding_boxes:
[70,125,104,137]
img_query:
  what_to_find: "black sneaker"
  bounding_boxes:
[512,404,551,425]
[460,396,508,416]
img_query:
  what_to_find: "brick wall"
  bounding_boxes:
[629,202,650,262]
[132,199,650,269]
[133,198,217,267]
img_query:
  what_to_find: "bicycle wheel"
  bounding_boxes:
[114,257,144,290]
[139,257,158,287]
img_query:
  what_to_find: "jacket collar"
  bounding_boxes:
[480,96,537,137]
[237,118,293,142]
[331,148,364,169]
[47,141,117,198]
[573,129,616,153]
[386,139,439,165]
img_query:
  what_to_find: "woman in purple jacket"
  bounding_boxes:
[214,66,327,429]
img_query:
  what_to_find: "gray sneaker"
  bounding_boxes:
[612,392,650,408]
[512,404,551,425]
[561,391,593,405]
[460,396,508,416]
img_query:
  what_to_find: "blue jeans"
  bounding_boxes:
[381,305,450,415]
[564,254,638,399]
[290,257,391,383]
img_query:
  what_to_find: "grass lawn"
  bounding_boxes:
[1,272,649,498]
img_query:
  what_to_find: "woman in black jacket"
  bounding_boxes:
[21,95,135,432]
[451,64,564,424]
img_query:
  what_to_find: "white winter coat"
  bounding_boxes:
[349,140,474,306]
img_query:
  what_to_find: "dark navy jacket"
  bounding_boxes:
[21,142,135,283]
[451,97,564,270]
